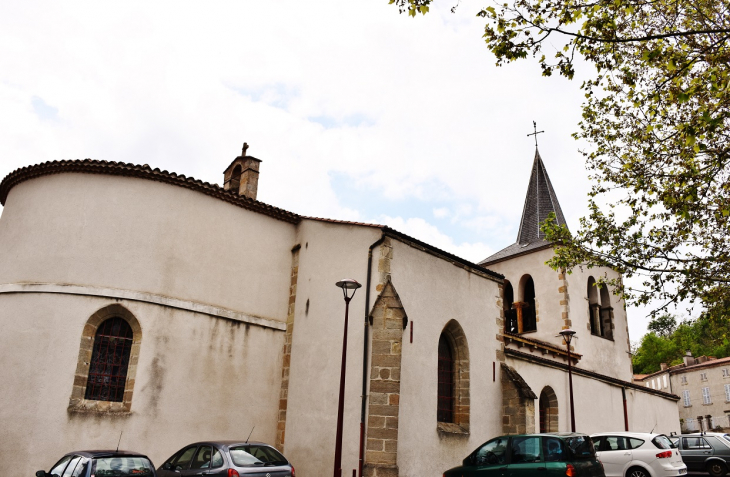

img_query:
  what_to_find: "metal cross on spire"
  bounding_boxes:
[242,142,249,156]
[527,121,544,148]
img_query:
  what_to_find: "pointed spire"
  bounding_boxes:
[516,148,567,245]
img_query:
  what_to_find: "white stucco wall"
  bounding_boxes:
[511,358,680,435]
[0,171,295,475]
[0,293,285,475]
[0,173,295,320]
[486,248,633,381]
[282,220,383,477]
[388,239,503,477]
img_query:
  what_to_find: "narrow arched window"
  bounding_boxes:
[437,334,455,423]
[503,281,517,334]
[85,317,133,402]
[517,275,537,333]
[229,164,242,193]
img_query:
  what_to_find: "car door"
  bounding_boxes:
[507,436,544,477]
[185,445,227,477]
[595,436,632,477]
[463,436,510,477]
[680,436,713,471]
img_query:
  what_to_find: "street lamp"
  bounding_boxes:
[559,328,577,432]
[333,279,362,477]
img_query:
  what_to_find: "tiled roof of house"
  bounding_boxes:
[479,149,568,266]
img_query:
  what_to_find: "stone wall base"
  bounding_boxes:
[364,464,399,477]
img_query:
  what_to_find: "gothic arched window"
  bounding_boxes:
[437,333,455,423]
[437,320,470,431]
[85,317,134,402]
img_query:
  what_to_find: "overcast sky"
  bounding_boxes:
[0,0,668,341]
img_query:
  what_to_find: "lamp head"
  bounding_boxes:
[559,328,576,344]
[336,278,362,301]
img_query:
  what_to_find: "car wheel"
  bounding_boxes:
[707,462,727,477]
[626,467,650,477]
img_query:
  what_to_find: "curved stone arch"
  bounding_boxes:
[69,304,142,413]
[438,319,470,431]
[539,386,559,433]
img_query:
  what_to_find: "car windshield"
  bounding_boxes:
[652,435,676,449]
[92,456,154,476]
[229,445,288,467]
[564,436,596,460]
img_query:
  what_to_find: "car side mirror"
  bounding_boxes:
[36,472,48,477]
[163,463,172,470]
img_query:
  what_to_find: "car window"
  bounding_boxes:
[602,436,630,451]
[565,435,596,460]
[61,457,82,477]
[172,446,197,470]
[49,455,73,477]
[652,435,675,449]
[191,446,213,470]
[628,438,645,449]
[591,436,602,449]
[471,436,509,466]
[211,448,224,468]
[229,445,288,467]
[92,456,154,476]
[670,437,679,447]
[683,437,711,449]
[511,436,541,463]
[70,458,89,477]
[543,437,567,462]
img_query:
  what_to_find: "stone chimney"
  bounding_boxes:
[223,142,262,200]
[697,356,709,364]
[660,363,668,370]
[683,351,695,367]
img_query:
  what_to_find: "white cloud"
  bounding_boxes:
[433,207,450,219]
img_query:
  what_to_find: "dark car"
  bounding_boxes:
[37,450,156,477]
[157,441,294,477]
[444,433,605,477]
[669,433,730,477]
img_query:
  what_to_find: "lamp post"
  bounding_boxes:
[333,279,362,477]
[559,328,577,432]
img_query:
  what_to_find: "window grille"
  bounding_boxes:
[683,390,691,406]
[701,372,708,381]
[437,334,454,423]
[702,387,711,405]
[725,384,730,402]
[85,317,133,402]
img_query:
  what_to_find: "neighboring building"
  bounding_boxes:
[0,145,680,477]
[635,353,730,432]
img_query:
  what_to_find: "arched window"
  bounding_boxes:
[230,164,242,193]
[437,334,454,423]
[437,320,470,432]
[69,304,142,413]
[587,277,601,336]
[599,285,614,340]
[539,386,559,432]
[515,275,537,333]
[85,317,133,402]
[503,280,517,333]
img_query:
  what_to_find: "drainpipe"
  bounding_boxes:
[359,231,386,477]
[622,387,629,431]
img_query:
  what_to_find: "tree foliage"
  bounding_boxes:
[632,313,730,373]
[392,0,730,315]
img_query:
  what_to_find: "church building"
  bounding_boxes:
[0,145,680,477]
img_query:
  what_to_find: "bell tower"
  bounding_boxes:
[223,142,262,200]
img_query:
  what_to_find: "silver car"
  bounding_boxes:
[157,441,294,477]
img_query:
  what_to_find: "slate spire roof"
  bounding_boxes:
[479,148,568,266]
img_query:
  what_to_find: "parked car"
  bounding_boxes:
[36,450,156,477]
[157,440,294,477]
[669,433,730,477]
[443,432,605,477]
[590,432,686,477]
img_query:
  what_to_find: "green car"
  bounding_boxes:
[444,433,606,477]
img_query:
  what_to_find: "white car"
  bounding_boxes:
[591,432,687,477]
